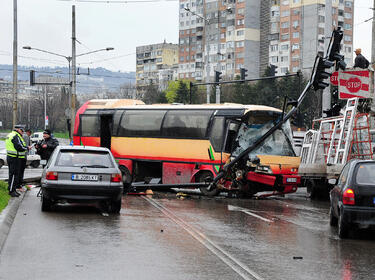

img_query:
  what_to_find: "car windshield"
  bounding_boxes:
[355,163,375,185]
[232,110,296,158]
[56,150,114,168]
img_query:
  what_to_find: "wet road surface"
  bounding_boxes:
[1,188,375,279]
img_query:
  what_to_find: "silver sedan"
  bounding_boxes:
[40,146,123,213]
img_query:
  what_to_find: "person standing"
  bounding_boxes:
[19,129,32,189]
[354,48,370,69]
[5,125,29,197]
[35,129,59,163]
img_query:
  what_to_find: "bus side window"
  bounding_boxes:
[119,110,166,137]
[81,115,100,137]
[162,110,213,139]
[209,117,225,152]
[112,109,125,136]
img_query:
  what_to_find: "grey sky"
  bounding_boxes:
[0,0,373,72]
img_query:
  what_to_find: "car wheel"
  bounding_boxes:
[41,195,52,212]
[198,171,220,197]
[30,160,40,168]
[329,207,338,227]
[119,166,132,193]
[0,159,4,169]
[110,199,122,214]
[338,210,349,238]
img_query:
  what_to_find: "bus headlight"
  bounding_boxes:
[256,165,273,174]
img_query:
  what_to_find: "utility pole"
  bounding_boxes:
[372,0,375,66]
[322,0,333,116]
[205,28,210,104]
[44,85,47,129]
[12,0,18,127]
[70,5,76,141]
[371,0,375,113]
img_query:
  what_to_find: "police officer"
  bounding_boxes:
[5,125,29,197]
[20,129,32,187]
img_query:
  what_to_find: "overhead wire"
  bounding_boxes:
[56,0,177,3]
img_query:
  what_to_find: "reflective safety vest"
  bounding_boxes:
[5,131,27,158]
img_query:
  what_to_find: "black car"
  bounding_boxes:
[329,160,375,238]
[41,146,123,213]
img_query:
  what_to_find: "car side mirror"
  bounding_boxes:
[328,178,337,185]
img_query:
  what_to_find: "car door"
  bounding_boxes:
[353,162,375,207]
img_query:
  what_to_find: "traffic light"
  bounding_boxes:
[240,68,248,80]
[312,56,334,90]
[328,27,346,71]
[291,111,303,127]
[215,71,222,83]
[270,64,278,76]
[30,70,35,86]
[323,103,341,117]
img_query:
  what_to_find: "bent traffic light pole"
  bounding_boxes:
[209,29,344,186]
[209,56,320,187]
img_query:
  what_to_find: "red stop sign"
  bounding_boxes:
[346,77,362,93]
[330,71,338,86]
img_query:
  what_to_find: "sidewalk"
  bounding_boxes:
[0,190,27,253]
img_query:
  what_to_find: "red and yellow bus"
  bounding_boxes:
[73,99,300,196]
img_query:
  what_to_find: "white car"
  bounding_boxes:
[0,149,41,168]
[30,132,44,143]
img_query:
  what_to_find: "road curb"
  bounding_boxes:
[0,177,41,183]
[0,191,27,253]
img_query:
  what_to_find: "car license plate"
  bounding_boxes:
[286,177,297,183]
[373,197,375,205]
[40,160,47,165]
[72,174,98,181]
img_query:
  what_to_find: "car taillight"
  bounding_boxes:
[46,172,58,180]
[111,173,122,182]
[343,188,355,205]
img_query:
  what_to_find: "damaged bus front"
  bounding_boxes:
[214,110,301,197]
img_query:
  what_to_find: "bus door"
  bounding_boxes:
[99,112,114,150]
[223,120,240,153]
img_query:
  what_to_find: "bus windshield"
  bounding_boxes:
[232,110,296,157]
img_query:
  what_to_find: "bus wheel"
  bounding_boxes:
[119,166,132,193]
[198,172,220,197]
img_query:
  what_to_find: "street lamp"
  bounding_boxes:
[184,7,211,103]
[23,46,114,83]
[23,45,114,135]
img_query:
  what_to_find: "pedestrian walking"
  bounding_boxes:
[5,125,29,197]
[35,129,59,164]
[20,129,32,188]
[354,48,370,69]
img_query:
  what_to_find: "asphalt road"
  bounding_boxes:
[1,189,375,280]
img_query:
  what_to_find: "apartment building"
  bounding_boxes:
[136,42,179,91]
[178,0,261,81]
[178,0,354,81]
[268,0,354,76]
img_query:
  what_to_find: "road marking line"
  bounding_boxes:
[228,205,273,223]
[143,196,264,280]
[241,210,273,223]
